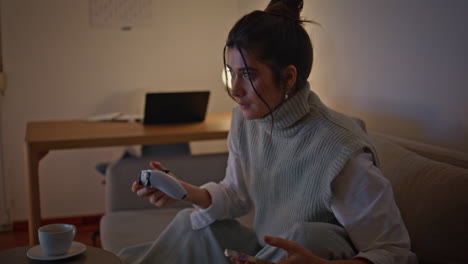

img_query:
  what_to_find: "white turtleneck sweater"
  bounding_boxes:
[190,85,417,264]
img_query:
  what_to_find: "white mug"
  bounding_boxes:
[38,223,76,256]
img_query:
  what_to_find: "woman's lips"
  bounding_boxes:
[238,103,250,109]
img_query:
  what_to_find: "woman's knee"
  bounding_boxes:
[173,208,194,221]
[165,208,195,233]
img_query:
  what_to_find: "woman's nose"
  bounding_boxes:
[230,77,245,98]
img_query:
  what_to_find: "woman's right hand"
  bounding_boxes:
[131,161,176,208]
[132,160,213,209]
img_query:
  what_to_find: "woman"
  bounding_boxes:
[121,1,417,263]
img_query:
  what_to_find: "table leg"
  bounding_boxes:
[25,145,48,245]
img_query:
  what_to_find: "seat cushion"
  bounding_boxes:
[371,135,468,264]
[100,208,181,254]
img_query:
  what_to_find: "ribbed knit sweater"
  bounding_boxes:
[229,85,379,240]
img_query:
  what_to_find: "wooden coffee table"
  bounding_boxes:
[0,245,121,263]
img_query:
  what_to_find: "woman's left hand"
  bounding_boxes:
[230,237,371,264]
[228,236,329,264]
[264,236,330,264]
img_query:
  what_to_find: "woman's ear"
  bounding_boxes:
[283,65,297,93]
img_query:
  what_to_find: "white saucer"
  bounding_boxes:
[27,241,87,261]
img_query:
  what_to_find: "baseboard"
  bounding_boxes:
[13,214,103,232]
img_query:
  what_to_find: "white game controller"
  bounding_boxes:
[138,170,187,200]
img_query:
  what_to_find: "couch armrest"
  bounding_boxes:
[105,153,228,213]
[370,133,468,263]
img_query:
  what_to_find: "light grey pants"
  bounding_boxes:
[118,208,356,264]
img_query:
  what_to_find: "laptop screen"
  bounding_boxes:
[143,91,210,125]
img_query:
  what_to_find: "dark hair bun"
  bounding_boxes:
[265,0,303,22]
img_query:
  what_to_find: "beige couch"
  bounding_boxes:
[100,133,468,264]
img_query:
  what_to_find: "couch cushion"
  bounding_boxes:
[371,135,468,264]
[100,208,181,254]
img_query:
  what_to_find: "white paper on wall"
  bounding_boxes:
[90,0,153,29]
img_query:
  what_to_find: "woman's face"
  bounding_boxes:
[226,48,285,120]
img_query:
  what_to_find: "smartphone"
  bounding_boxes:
[224,249,273,264]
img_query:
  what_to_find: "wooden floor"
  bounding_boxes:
[0,216,102,251]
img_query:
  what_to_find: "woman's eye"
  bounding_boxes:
[242,72,254,79]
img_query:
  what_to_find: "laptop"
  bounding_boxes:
[143,91,210,125]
